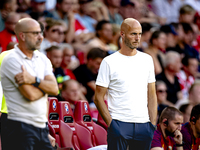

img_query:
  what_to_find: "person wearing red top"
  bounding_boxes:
[181,104,200,150]
[0,12,20,52]
[151,107,183,150]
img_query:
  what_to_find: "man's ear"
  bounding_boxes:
[163,118,168,126]
[19,32,25,41]
[120,31,125,38]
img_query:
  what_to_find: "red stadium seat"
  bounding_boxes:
[48,97,60,133]
[59,101,94,150]
[74,101,107,146]
[96,101,108,130]
[48,97,61,147]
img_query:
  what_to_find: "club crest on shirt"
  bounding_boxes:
[84,103,88,112]
[52,100,57,111]
[65,104,69,114]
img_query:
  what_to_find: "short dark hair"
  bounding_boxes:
[45,45,60,52]
[141,22,152,34]
[159,106,183,123]
[0,0,12,10]
[149,30,164,45]
[190,104,200,122]
[181,23,193,34]
[96,20,110,37]
[179,104,191,114]
[87,48,107,60]
[182,55,197,66]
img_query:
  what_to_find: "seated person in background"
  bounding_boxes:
[26,0,53,18]
[151,107,183,150]
[61,79,86,110]
[0,12,20,52]
[73,48,107,104]
[60,43,79,78]
[46,46,70,89]
[175,81,200,109]
[156,51,182,104]
[156,80,174,111]
[86,20,114,53]
[144,31,166,75]
[179,104,193,124]
[138,22,152,52]
[179,4,196,24]
[181,104,200,150]
[39,18,63,54]
[177,56,198,99]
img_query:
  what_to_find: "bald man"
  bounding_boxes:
[0,18,58,150]
[94,18,157,150]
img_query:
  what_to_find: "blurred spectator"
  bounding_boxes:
[139,22,152,51]
[73,48,107,104]
[109,24,121,51]
[52,0,75,43]
[29,11,46,27]
[181,23,199,59]
[145,31,166,75]
[61,79,86,109]
[160,24,178,51]
[176,81,200,108]
[177,56,198,99]
[39,18,63,54]
[75,0,107,33]
[60,43,79,79]
[119,0,135,19]
[156,51,182,104]
[0,12,20,52]
[151,0,182,24]
[179,4,196,24]
[72,0,79,13]
[46,46,70,89]
[104,0,123,25]
[0,0,18,32]
[156,80,174,108]
[181,104,200,149]
[86,20,113,52]
[151,107,183,150]
[179,103,193,123]
[26,0,53,18]
[17,0,31,12]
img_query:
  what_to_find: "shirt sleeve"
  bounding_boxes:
[44,56,54,77]
[96,59,110,88]
[1,55,22,88]
[148,56,156,83]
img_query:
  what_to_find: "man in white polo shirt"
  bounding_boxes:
[94,18,157,150]
[0,18,58,150]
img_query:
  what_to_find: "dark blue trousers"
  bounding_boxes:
[107,120,156,150]
[6,119,53,150]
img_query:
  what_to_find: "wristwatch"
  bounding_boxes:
[33,77,41,87]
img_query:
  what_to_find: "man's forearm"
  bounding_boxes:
[148,82,157,125]
[94,86,112,126]
[18,84,44,101]
[37,75,58,96]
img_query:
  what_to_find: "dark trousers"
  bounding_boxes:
[1,113,8,150]
[6,119,53,150]
[107,120,156,150]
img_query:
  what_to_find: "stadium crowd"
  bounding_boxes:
[0,0,200,149]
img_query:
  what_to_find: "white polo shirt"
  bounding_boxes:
[0,45,53,128]
[96,51,155,123]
